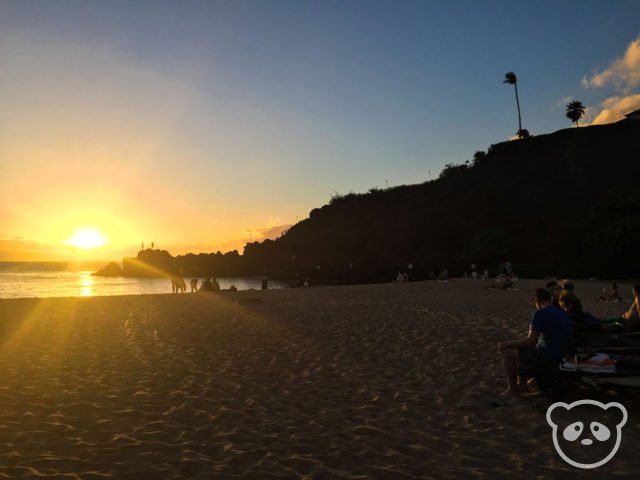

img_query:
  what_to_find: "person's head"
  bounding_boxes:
[612,283,618,290]
[559,279,574,292]
[546,281,562,305]
[558,290,583,313]
[532,288,552,309]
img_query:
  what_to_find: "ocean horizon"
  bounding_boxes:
[0,262,287,299]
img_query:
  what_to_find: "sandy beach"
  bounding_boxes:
[1,279,638,479]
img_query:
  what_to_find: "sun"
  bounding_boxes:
[65,227,108,249]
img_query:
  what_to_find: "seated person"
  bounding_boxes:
[557,290,601,328]
[596,283,622,302]
[558,290,602,347]
[199,277,213,291]
[622,285,640,331]
[484,277,514,290]
[602,284,640,332]
[498,288,572,397]
[559,279,574,292]
[437,268,448,281]
[546,281,562,306]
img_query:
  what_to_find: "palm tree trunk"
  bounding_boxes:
[514,83,522,132]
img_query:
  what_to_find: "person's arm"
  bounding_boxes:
[624,298,640,320]
[499,328,541,350]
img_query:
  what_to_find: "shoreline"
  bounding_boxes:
[0,276,637,302]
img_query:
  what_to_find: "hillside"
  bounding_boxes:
[242,120,640,281]
[97,120,640,282]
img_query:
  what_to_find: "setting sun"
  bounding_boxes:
[65,227,108,249]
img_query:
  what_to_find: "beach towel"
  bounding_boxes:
[560,353,616,374]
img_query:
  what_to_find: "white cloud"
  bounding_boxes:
[583,35,640,93]
[591,94,640,124]
[581,35,640,125]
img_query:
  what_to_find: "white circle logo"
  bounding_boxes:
[546,399,627,469]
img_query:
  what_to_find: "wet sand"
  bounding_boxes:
[0,279,638,479]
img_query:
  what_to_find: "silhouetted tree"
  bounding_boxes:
[504,72,522,134]
[566,100,586,127]
[472,150,487,166]
[439,162,468,179]
[517,128,530,139]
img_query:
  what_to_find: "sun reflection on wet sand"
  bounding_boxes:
[79,271,94,297]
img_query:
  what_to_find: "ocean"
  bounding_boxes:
[0,262,288,299]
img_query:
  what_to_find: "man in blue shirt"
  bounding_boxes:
[498,288,572,397]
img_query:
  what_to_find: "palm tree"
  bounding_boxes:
[503,72,522,133]
[566,100,586,127]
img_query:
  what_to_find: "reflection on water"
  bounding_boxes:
[79,271,94,297]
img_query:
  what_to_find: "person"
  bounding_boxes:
[172,275,186,293]
[212,277,221,291]
[498,288,572,397]
[596,283,622,302]
[557,290,602,347]
[190,278,198,293]
[546,280,563,306]
[558,279,574,292]
[261,276,268,290]
[199,277,213,291]
[484,277,514,290]
[602,284,640,332]
[620,285,640,331]
[557,290,600,328]
[505,261,513,276]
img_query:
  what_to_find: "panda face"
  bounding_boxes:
[547,400,628,469]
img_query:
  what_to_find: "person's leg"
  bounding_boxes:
[500,347,520,396]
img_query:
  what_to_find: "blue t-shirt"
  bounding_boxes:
[531,305,573,362]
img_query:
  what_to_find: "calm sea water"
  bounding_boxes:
[0,262,288,299]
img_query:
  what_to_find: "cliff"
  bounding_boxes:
[96,120,640,281]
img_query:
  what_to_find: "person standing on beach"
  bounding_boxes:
[497,288,572,397]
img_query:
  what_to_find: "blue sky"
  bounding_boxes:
[1,1,639,259]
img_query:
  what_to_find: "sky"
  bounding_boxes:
[1,0,640,261]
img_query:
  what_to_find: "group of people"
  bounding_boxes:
[198,276,222,292]
[498,280,640,397]
[171,275,222,293]
[596,283,624,302]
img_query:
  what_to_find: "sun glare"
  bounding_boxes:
[65,227,108,249]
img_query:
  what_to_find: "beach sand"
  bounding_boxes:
[1,279,638,479]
